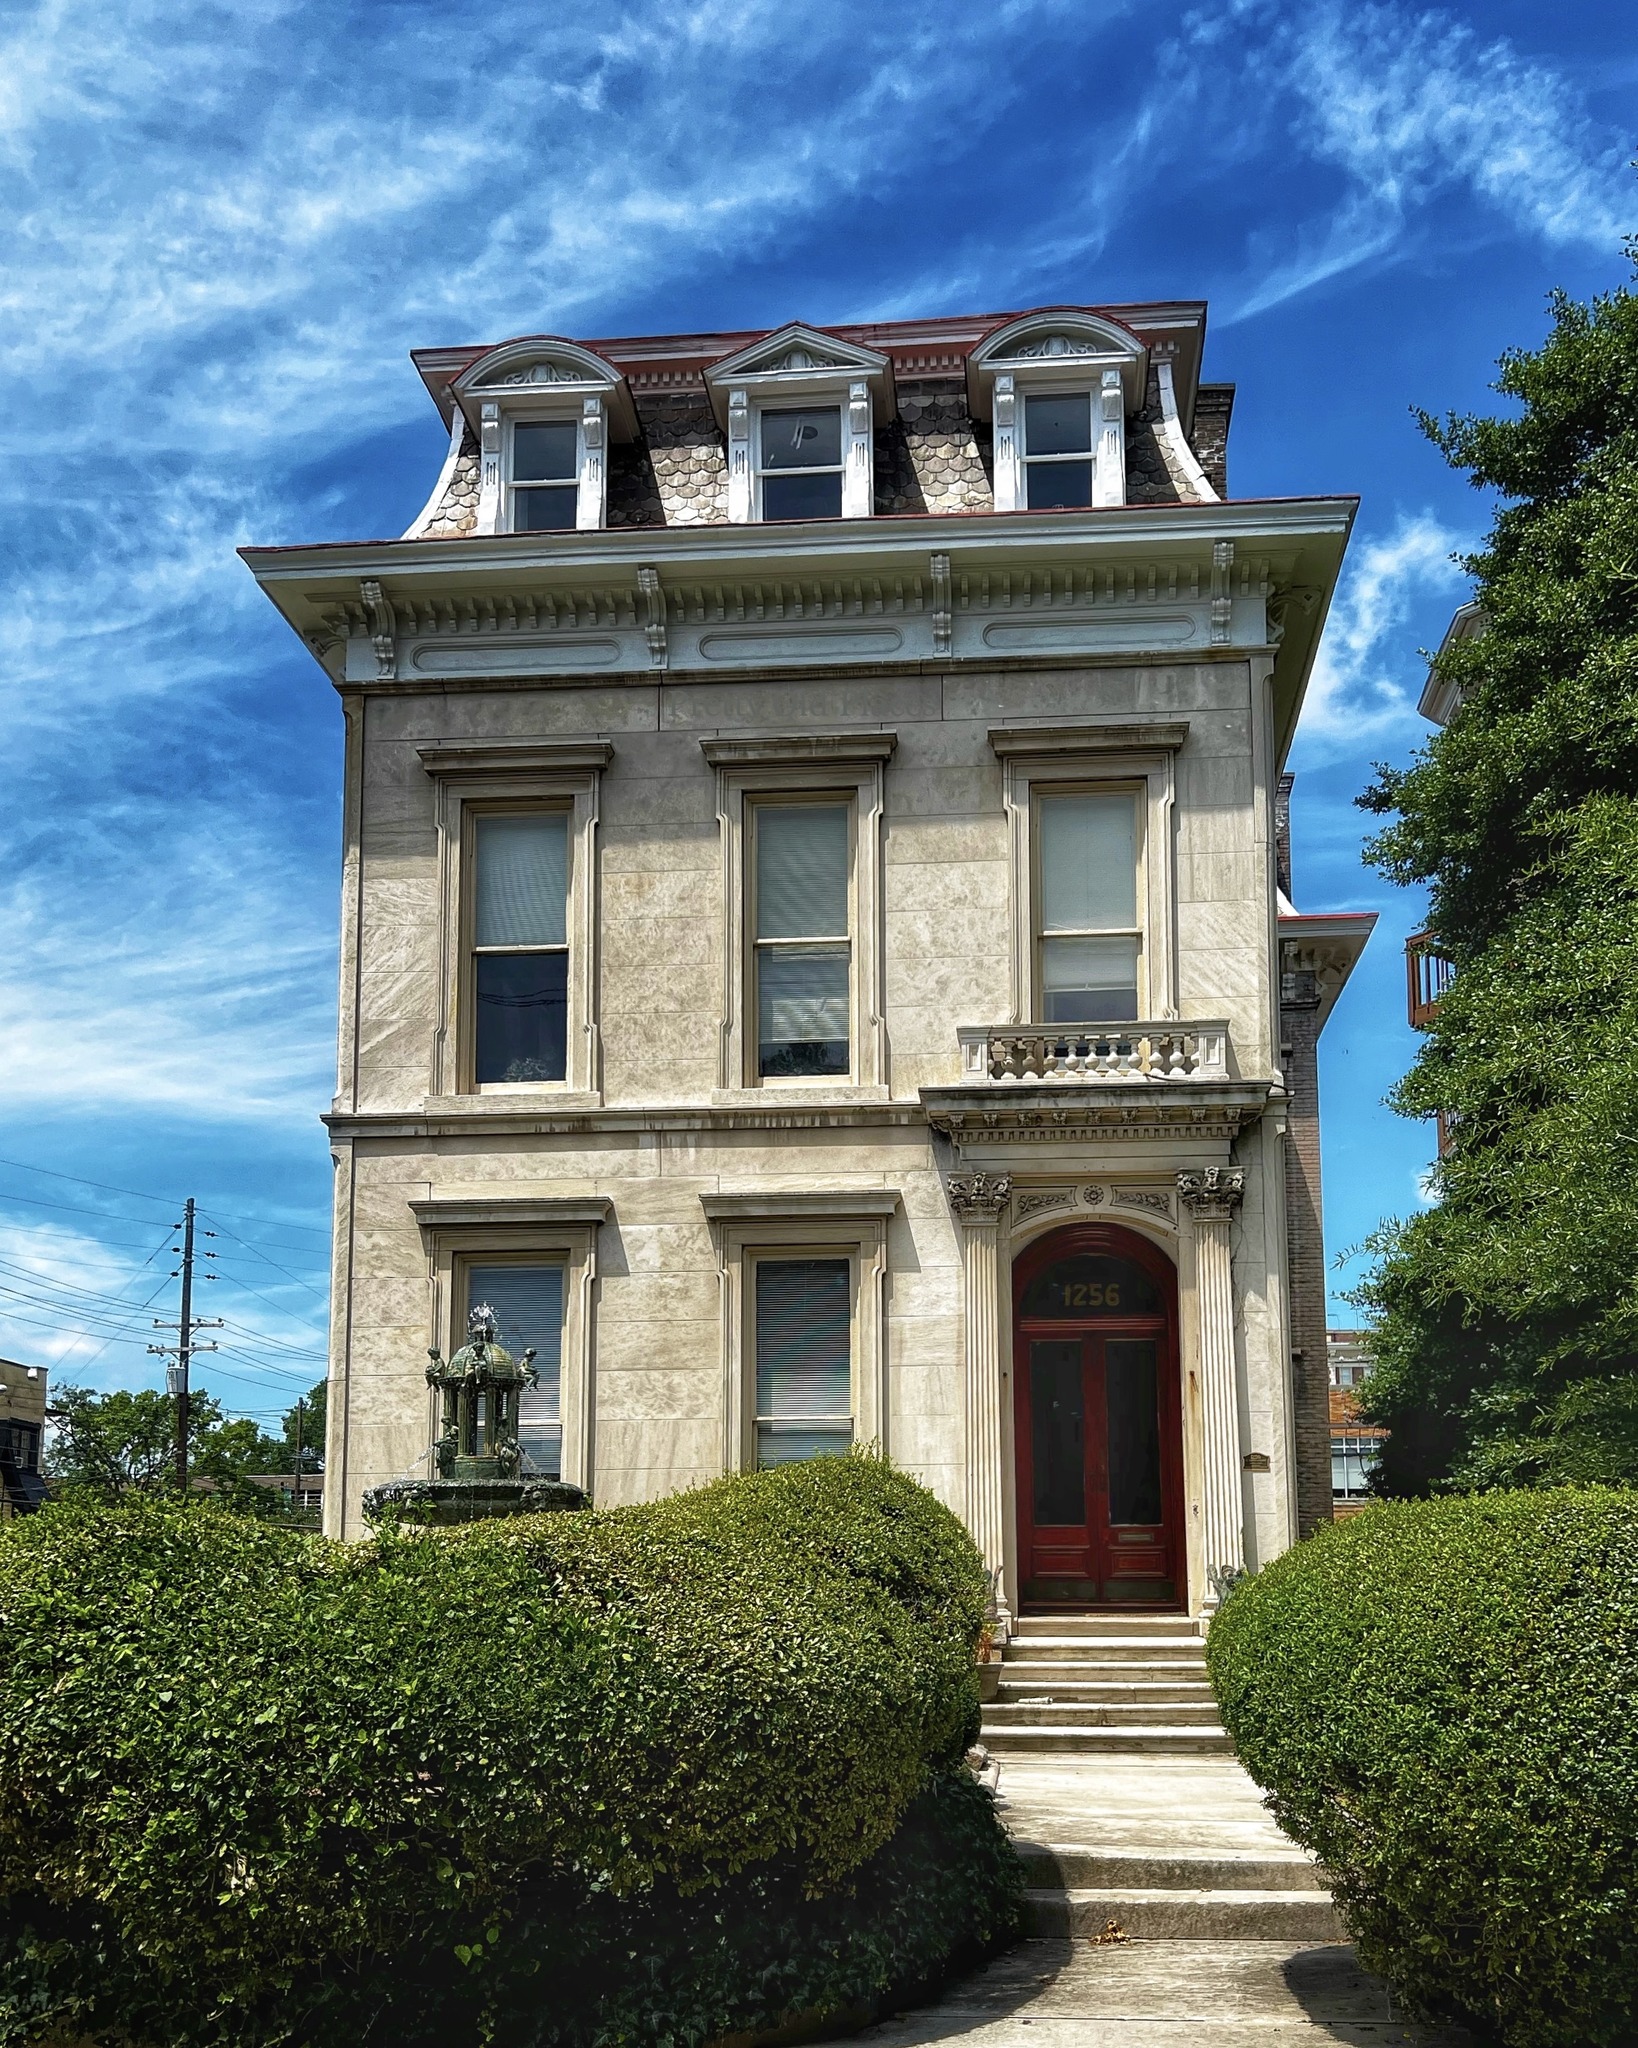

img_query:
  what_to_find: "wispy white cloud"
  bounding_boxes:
[1295,512,1471,757]
[1203,1,1638,319]
[0,0,1086,1140]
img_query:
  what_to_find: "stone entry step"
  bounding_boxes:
[1003,1758,1341,1943]
[989,1699,1222,1728]
[983,1610,1226,1755]
[1026,1887,1342,1941]
[988,1724,1235,1755]
[1011,1612,1202,1640]
[1016,1845,1327,1893]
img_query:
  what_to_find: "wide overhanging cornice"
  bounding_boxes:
[241,495,1355,764]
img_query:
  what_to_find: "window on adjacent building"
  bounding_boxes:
[464,1262,565,1479]
[754,1257,852,1467]
[509,418,580,532]
[1023,392,1095,510]
[752,800,851,1078]
[758,406,843,521]
[472,811,569,1084]
[1036,791,1141,1021]
[1332,1433,1380,1501]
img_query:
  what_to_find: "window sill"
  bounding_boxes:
[425,1090,603,1113]
[711,1084,891,1108]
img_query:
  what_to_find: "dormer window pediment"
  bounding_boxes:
[704,323,894,525]
[451,338,636,537]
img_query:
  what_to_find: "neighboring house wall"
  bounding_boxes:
[1328,1328,1386,1516]
[0,1357,48,1518]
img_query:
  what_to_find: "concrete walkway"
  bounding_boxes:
[816,1757,1473,2045]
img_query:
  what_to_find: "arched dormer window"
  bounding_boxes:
[967,311,1148,514]
[448,339,637,536]
[703,324,895,525]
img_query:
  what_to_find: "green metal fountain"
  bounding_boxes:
[362,1303,588,1527]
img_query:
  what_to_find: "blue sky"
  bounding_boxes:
[1,0,1634,1425]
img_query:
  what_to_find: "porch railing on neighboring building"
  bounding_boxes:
[958,1021,1230,1084]
[1405,931,1454,1029]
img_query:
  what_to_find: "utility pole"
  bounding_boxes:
[147,1198,221,1493]
[293,1396,305,1508]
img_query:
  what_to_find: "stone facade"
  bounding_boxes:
[247,299,1367,1622]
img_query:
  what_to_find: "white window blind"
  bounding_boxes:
[1040,793,1135,931]
[476,814,568,949]
[754,1257,852,1466]
[755,804,848,938]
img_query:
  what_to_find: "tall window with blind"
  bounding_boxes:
[751,800,851,1078]
[754,1257,853,1466]
[465,1262,565,1478]
[472,811,569,1083]
[1036,790,1141,1021]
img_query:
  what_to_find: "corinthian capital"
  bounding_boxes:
[1176,1166,1245,1220]
[947,1171,1013,1219]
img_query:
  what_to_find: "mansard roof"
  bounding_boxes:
[411,300,1211,431]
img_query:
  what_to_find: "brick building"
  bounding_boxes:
[246,299,1371,1622]
[0,1358,48,1518]
[1327,1328,1386,1515]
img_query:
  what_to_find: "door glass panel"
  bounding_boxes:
[1020,1254,1160,1318]
[1030,1339,1085,1525]
[1104,1339,1162,1525]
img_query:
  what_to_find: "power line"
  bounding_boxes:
[0,1154,330,1243]
[201,1212,330,1305]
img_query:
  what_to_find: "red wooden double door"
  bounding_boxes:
[1014,1223,1183,1609]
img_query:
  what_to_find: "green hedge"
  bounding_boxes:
[1207,1489,1638,2047]
[0,1454,1021,2047]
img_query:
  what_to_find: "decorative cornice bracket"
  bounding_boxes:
[931,552,952,657]
[1210,540,1235,647]
[359,578,397,681]
[638,565,667,668]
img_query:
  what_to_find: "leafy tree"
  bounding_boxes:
[1356,261,1638,1492]
[45,1387,288,1512]
[280,1378,326,1472]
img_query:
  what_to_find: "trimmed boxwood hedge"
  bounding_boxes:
[0,1453,1021,2048]
[1207,1488,1638,2047]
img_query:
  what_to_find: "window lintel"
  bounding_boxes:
[989,722,1188,761]
[700,732,897,770]
[419,741,614,783]
[701,1191,901,1223]
[410,1197,613,1245]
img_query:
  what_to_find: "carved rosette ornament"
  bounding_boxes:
[946,1171,1013,1219]
[1175,1166,1246,1221]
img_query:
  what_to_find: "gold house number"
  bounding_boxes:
[1058,1282,1120,1308]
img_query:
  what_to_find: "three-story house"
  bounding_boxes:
[245,299,1372,1624]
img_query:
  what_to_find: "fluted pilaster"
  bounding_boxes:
[948,1171,1012,1634]
[1177,1167,1246,1600]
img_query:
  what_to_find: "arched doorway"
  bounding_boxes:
[1013,1221,1182,1609]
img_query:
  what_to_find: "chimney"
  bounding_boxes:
[1275,772,1295,901]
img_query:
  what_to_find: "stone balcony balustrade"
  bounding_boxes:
[957,1021,1231,1086]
